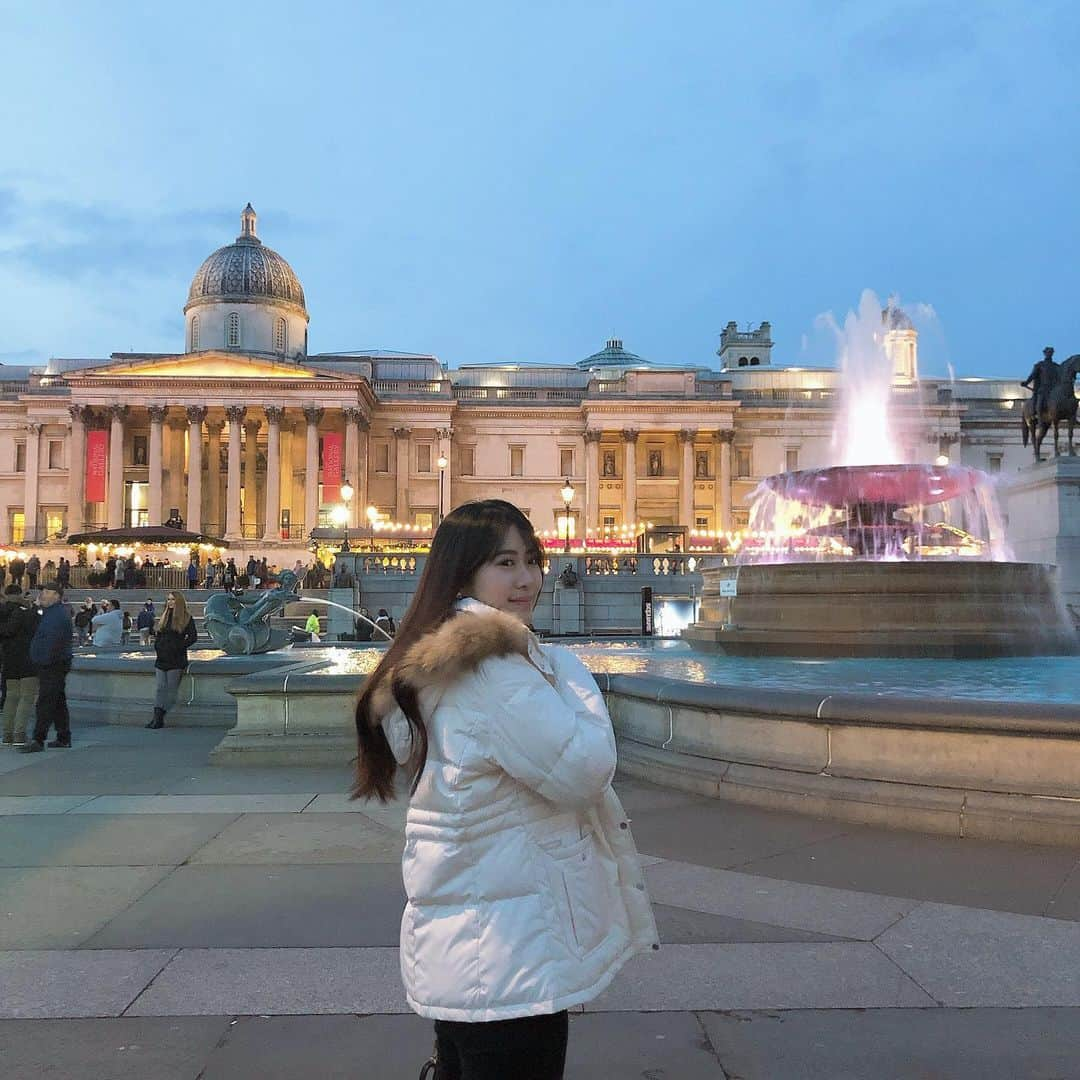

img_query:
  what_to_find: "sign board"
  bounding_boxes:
[718,578,738,597]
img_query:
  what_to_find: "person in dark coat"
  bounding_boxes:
[21,580,73,751]
[0,584,40,745]
[8,557,25,589]
[147,592,199,729]
[26,554,40,589]
[355,606,375,643]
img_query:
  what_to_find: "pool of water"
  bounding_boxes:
[290,640,1078,705]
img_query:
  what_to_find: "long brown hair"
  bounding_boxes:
[156,592,192,633]
[352,499,543,803]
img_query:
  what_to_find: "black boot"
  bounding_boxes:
[146,707,165,730]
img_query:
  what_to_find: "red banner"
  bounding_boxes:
[86,429,108,503]
[322,431,343,503]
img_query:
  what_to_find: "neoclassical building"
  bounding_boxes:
[0,206,1046,557]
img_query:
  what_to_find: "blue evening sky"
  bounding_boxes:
[1,1,1077,379]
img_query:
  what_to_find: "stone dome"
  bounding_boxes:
[184,204,307,316]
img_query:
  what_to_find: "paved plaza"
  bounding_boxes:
[2,726,1080,1078]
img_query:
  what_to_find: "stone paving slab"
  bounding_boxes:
[0,949,176,1018]
[0,813,237,867]
[699,1007,1080,1080]
[163,766,350,796]
[186,812,403,864]
[83,864,406,949]
[0,795,97,815]
[125,947,409,1015]
[645,859,918,940]
[587,943,935,1011]
[0,866,176,950]
[0,1015,230,1080]
[627,799,854,870]
[735,824,1080,918]
[67,794,317,814]
[877,901,1080,1006]
[652,903,839,945]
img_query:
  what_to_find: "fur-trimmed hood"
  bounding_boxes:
[368,600,540,724]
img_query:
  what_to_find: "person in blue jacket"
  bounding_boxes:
[21,580,74,752]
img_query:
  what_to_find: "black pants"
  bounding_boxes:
[433,1011,568,1080]
[33,664,71,745]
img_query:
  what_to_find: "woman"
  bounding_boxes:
[74,598,97,646]
[90,598,124,647]
[353,500,658,1079]
[147,592,198,730]
[373,608,396,638]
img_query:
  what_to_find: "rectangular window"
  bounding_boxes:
[416,443,431,473]
[559,447,574,476]
[374,442,390,473]
[48,440,63,469]
[695,516,709,529]
[510,446,524,477]
[987,453,1002,474]
[460,447,475,476]
[46,510,64,538]
[786,449,799,472]
[14,443,25,473]
[413,511,434,532]
[735,449,752,478]
[602,515,616,531]
[10,511,24,544]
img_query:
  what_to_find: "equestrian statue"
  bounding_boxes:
[1021,346,1080,461]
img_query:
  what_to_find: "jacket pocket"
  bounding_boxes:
[539,831,614,956]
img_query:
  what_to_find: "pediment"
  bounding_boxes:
[77,352,323,381]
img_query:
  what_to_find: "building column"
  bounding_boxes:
[205,420,224,537]
[679,428,697,528]
[263,407,283,543]
[147,405,167,526]
[716,429,734,533]
[356,416,370,521]
[166,416,188,521]
[23,423,42,543]
[303,406,323,535]
[621,428,638,528]
[344,409,361,527]
[67,405,88,535]
[243,417,261,537]
[224,406,245,541]
[584,429,602,537]
[107,405,128,529]
[393,426,411,523]
[436,427,453,522]
[186,406,207,533]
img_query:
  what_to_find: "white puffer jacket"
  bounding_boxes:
[370,599,659,1022]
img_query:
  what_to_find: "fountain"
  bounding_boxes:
[685,294,1078,658]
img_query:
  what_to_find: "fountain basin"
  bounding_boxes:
[684,560,1078,658]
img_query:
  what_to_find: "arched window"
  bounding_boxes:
[750,356,760,366]
[190,314,200,351]
[226,312,240,348]
[738,356,748,367]
[273,317,287,354]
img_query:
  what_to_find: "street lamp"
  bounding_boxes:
[366,505,379,552]
[339,479,354,553]
[560,478,575,554]
[436,455,448,530]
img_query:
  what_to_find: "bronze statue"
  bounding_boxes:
[204,570,301,653]
[1021,352,1080,460]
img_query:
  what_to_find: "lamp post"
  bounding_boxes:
[339,479,354,553]
[436,455,448,530]
[560,478,575,554]
[366,504,379,552]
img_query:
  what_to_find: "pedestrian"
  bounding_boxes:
[73,598,97,646]
[21,580,74,752]
[0,583,40,746]
[353,500,658,1078]
[120,605,133,644]
[57,557,71,591]
[136,599,155,646]
[304,608,321,641]
[187,557,199,590]
[114,554,127,589]
[147,592,198,730]
[9,555,25,589]
[90,598,124,647]
[124,558,137,590]
[355,606,374,643]
[204,560,216,589]
[374,608,396,638]
[222,558,236,590]
[26,553,40,590]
